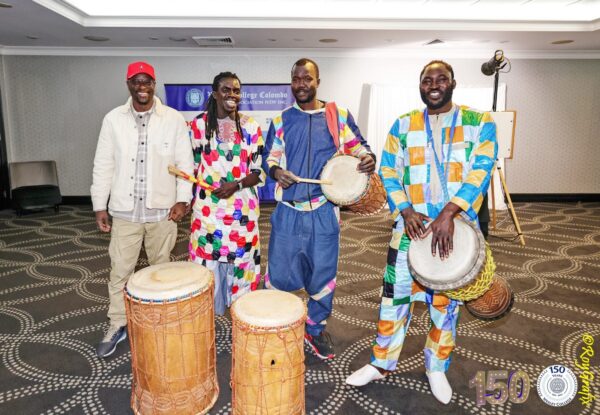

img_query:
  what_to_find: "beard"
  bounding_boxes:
[420,87,454,111]
[293,87,317,104]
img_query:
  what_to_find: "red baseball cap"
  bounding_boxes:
[126,61,155,80]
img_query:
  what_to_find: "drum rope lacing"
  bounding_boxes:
[230,309,306,414]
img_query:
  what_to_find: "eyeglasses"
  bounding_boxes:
[128,78,155,87]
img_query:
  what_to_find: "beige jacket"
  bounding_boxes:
[91,97,194,212]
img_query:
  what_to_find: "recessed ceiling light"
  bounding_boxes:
[0,2,13,8]
[149,37,159,41]
[268,38,277,42]
[551,40,574,45]
[26,35,39,40]
[169,36,187,42]
[500,40,510,44]
[424,39,444,46]
[84,35,110,42]
[319,38,338,43]
[293,38,303,42]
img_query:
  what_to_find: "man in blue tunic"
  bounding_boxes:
[263,58,376,360]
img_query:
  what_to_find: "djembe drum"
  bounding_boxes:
[124,262,218,415]
[230,290,306,415]
[320,154,386,216]
[407,217,513,319]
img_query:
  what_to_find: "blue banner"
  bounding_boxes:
[165,84,294,202]
[164,84,294,112]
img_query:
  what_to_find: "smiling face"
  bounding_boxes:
[419,63,456,114]
[127,73,155,112]
[291,63,320,109]
[213,77,241,119]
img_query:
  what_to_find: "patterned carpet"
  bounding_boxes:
[0,202,598,414]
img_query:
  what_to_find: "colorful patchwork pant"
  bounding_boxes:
[370,297,459,372]
[370,224,460,372]
[266,202,339,336]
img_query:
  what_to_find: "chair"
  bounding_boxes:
[9,161,62,215]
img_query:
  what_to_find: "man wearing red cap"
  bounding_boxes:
[91,61,194,358]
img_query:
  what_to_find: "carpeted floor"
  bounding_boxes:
[0,202,598,414]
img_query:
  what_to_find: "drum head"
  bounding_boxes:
[408,218,486,291]
[321,155,369,205]
[232,290,305,327]
[126,261,212,302]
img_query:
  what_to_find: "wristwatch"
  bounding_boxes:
[237,181,243,191]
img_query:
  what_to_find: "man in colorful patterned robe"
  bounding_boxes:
[346,60,497,404]
[263,58,376,360]
[189,72,265,315]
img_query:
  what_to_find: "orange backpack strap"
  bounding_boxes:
[325,101,341,151]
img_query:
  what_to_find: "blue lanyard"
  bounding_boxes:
[424,107,459,204]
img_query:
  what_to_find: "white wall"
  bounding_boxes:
[1,52,599,195]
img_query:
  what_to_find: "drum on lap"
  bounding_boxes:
[230,290,306,415]
[320,154,386,216]
[124,262,218,415]
[407,217,513,320]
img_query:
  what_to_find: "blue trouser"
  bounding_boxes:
[266,202,339,336]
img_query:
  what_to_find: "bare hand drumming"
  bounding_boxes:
[95,210,111,232]
[273,168,298,189]
[401,207,431,241]
[357,153,376,174]
[421,202,461,260]
[168,202,188,222]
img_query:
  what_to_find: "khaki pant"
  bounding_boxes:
[107,217,178,326]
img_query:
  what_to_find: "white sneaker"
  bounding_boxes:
[427,371,453,404]
[346,364,386,386]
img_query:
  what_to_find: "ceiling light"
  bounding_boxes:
[149,37,159,41]
[319,38,338,43]
[268,38,277,42]
[0,2,12,8]
[26,35,39,40]
[293,38,303,42]
[551,40,574,44]
[84,35,110,42]
[169,36,187,42]
[424,39,444,46]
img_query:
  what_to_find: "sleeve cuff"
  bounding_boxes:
[269,165,281,180]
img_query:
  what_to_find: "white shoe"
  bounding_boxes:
[346,364,386,387]
[427,371,453,404]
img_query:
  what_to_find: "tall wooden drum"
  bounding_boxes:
[124,262,218,415]
[231,290,307,415]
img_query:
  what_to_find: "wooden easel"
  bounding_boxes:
[489,111,525,246]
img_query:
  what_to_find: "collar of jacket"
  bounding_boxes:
[292,100,327,113]
[119,96,166,116]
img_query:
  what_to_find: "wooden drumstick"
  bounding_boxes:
[287,171,332,185]
[295,177,333,185]
[168,165,216,191]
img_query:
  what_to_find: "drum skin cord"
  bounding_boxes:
[231,316,306,414]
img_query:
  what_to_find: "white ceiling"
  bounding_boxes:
[0,0,599,56]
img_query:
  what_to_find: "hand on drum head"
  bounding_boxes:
[422,208,457,260]
[401,207,431,241]
[357,153,376,174]
[273,168,298,189]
